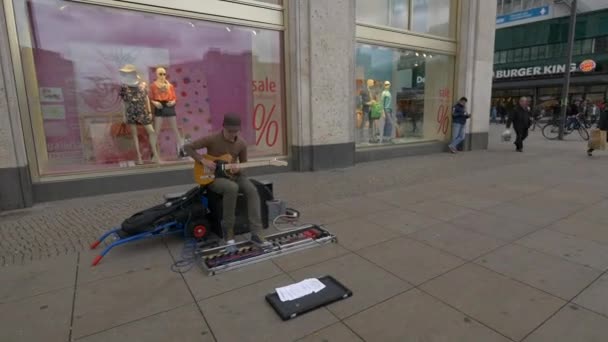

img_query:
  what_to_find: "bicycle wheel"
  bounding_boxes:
[578,126,590,141]
[542,123,560,140]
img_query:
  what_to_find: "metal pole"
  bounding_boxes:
[558,0,578,140]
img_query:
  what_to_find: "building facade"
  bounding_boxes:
[492,7,608,114]
[0,0,496,210]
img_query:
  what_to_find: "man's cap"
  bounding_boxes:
[119,64,137,73]
[459,97,468,102]
[223,114,241,127]
[384,81,391,86]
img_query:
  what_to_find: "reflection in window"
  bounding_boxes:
[530,46,538,60]
[356,0,409,31]
[513,48,522,62]
[355,44,454,148]
[412,0,453,38]
[15,0,286,175]
[582,39,593,55]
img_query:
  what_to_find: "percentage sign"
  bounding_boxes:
[253,103,279,147]
[436,104,450,135]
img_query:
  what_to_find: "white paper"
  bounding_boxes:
[276,278,326,302]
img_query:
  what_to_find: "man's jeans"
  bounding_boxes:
[449,122,466,149]
[208,175,263,241]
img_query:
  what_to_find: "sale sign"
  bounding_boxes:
[250,63,284,157]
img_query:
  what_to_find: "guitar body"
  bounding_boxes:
[193,154,235,186]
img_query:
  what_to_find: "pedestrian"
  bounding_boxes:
[497,100,507,124]
[587,106,608,157]
[506,96,531,152]
[448,97,470,153]
[490,103,497,124]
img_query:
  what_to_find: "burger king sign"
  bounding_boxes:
[579,59,596,73]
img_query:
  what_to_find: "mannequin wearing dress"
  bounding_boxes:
[118,64,160,164]
[149,67,184,158]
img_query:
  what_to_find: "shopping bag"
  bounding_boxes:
[501,129,512,142]
[110,122,131,138]
[589,129,601,150]
[600,130,607,151]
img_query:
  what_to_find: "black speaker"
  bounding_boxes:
[206,179,273,238]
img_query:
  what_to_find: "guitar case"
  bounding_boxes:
[206,179,274,238]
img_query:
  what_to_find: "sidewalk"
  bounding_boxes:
[3,126,608,341]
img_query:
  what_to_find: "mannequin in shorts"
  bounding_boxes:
[150,67,185,159]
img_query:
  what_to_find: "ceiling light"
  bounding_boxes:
[226,27,231,32]
[415,52,419,56]
[252,30,257,35]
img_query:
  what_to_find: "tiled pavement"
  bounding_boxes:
[3,126,608,341]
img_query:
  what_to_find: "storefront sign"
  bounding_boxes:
[493,63,580,79]
[496,6,549,25]
[579,59,596,73]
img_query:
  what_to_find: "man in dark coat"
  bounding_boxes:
[587,106,608,156]
[507,96,531,152]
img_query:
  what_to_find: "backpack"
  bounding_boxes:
[370,102,383,120]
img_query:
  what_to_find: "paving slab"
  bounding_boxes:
[441,192,505,210]
[345,288,511,342]
[79,239,173,284]
[357,237,465,285]
[326,195,398,218]
[523,304,608,342]
[450,211,540,241]
[476,244,601,300]
[296,322,363,342]
[182,260,283,301]
[574,273,608,317]
[72,266,193,339]
[272,243,350,272]
[289,253,411,319]
[0,287,72,342]
[407,200,476,222]
[409,222,505,260]
[361,208,442,235]
[199,274,337,342]
[421,263,565,341]
[324,218,401,251]
[76,304,213,342]
[548,217,608,245]
[517,229,608,271]
[0,254,76,303]
[483,202,569,227]
[296,203,352,225]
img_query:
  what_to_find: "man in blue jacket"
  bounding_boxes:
[448,97,470,153]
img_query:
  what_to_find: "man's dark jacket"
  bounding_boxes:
[452,103,469,125]
[507,105,531,132]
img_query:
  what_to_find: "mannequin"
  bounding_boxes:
[149,67,184,158]
[359,79,379,143]
[118,64,159,164]
[381,81,394,143]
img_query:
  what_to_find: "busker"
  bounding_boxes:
[506,96,531,152]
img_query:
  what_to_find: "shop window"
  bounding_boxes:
[582,39,594,55]
[522,47,530,61]
[596,36,608,53]
[355,44,454,148]
[356,0,409,31]
[503,0,512,14]
[513,48,523,62]
[572,40,582,55]
[494,52,500,64]
[497,0,503,15]
[537,45,547,59]
[15,0,286,175]
[506,50,514,62]
[412,0,454,38]
[512,0,522,12]
[499,51,507,64]
[530,46,539,60]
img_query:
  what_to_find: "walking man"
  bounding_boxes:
[507,96,531,152]
[448,97,470,153]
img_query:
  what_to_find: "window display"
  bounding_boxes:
[355,44,454,147]
[356,0,409,30]
[14,0,285,175]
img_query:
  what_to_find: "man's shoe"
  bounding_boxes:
[516,148,523,152]
[224,243,238,254]
[251,234,273,249]
[587,149,593,157]
[448,145,458,153]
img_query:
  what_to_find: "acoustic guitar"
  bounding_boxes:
[194,154,288,185]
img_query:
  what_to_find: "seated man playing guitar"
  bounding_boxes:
[183,114,272,252]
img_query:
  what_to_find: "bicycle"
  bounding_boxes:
[542,113,589,141]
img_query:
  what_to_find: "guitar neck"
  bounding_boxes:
[224,160,272,169]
